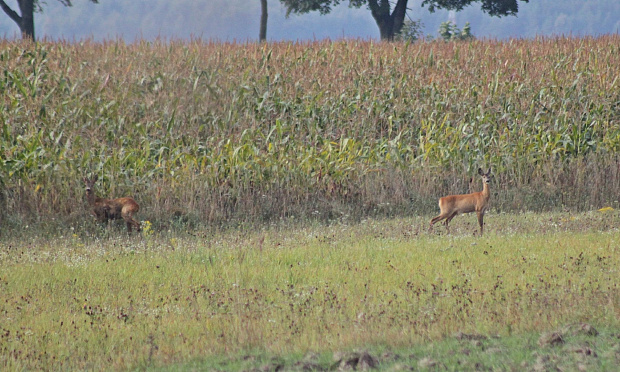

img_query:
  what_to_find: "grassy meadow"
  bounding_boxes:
[1,36,620,370]
[2,213,620,370]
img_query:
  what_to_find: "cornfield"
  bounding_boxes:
[1,36,619,229]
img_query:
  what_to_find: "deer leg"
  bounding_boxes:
[445,211,457,224]
[124,218,141,233]
[444,211,458,233]
[477,211,484,236]
[430,214,448,232]
[127,218,142,232]
[122,214,141,233]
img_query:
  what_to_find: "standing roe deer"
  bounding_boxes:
[83,175,141,233]
[429,168,492,236]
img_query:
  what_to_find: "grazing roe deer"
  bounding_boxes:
[429,168,492,236]
[83,175,141,233]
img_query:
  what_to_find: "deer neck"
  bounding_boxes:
[481,181,490,199]
[86,192,100,206]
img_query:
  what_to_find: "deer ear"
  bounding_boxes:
[487,168,492,175]
[93,175,99,182]
[478,168,483,175]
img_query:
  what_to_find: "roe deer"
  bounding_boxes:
[429,168,492,236]
[83,175,141,233]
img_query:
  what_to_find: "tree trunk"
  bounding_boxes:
[368,0,408,41]
[18,0,35,40]
[259,0,268,42]
[391,0,408,39]
[0,0,35,40]
[377,18,394,40]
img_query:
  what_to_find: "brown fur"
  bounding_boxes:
[429,168,492,236]
[83,175,141,233]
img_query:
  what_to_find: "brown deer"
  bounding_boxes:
[83,175,141,233]
[429,168,492,236]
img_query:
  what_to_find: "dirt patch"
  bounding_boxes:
[454,331,488,341]
[538,332,564,347]
[539,323,600,348]
[563,323,599,337]
[331,351,378,371]
[531,355,561,371]
[568,345,598,357]
[417,357,440,369]
[230,324,617,371]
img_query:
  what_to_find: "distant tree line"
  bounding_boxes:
[278,0,529,40]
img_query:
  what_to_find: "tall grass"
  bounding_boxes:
[1,36,619,229]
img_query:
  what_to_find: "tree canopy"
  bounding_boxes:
[280,0,529,40]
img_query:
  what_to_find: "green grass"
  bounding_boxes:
[1,212,619,370]
[170,330,620,371]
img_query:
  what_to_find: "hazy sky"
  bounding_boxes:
[0,0,618,42]
[2,0,376,41]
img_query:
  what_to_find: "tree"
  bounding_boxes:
[395,19,424,42]
[0,0,98,41]
[259,0,268,42]
[438,21,474,41]
[279,0,529,41]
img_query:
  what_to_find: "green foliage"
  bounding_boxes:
[1,37,620,229]
[395,19,424,42]
[280,0,366,16]
[279,0,373,16]
[438,21,474,41]
[423,0,529,17]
